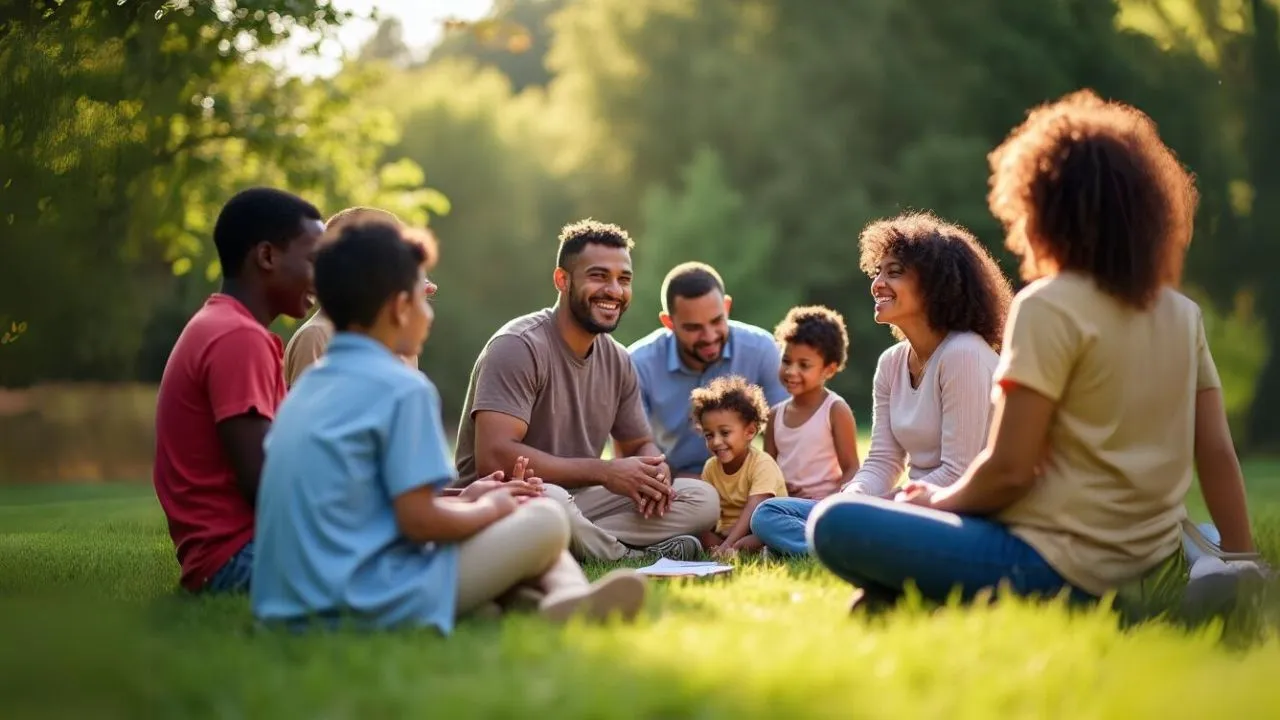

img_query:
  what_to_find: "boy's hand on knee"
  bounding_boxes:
[481,488,519,520]
[510,456,546,497]
[463,478,544,502]
[463,456,547,501]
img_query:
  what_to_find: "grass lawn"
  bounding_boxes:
[4,470,1280,719]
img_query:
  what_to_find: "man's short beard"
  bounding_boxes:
[568,281,625,335]
[679,327,729,366]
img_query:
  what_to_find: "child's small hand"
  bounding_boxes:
[512,458,545,495]
[463,456,548,501]
[510,455,531,481]
[461,475,504,500]
[508,455,546,500]
[484,488,520,519]
[510,476,546,504]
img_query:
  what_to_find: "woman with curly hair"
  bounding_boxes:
[750,211,1013,556]
[811,89,1261,614]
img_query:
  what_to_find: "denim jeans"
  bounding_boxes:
[808,495,1095,604]
[205,540,254,594]
[751,497,819,556]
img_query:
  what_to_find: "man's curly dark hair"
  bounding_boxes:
[858,211,1013,351]
[986,89,1198,309]
[773,305,849,371]
[556,218,634,271]
[689,375,770,430]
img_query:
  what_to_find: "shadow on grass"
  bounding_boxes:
[0,587,782,719]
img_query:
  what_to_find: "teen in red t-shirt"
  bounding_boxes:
[153,187,324,593]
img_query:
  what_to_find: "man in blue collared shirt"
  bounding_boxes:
[627,262,789,478]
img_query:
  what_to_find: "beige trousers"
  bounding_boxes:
[542,477,721,561]
[454,497,570,615]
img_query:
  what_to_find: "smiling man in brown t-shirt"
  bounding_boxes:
[453,220,720,561]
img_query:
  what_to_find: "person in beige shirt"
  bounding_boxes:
[809,89,1258,615]
[283,207,438,387]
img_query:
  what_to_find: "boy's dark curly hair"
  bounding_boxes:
[987,89,1197,309]
[773,305,849,371]
[689,375,770,430]
[858,211,1013,351]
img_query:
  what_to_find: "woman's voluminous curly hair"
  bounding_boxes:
[858,211,1013,351]
[986,89,1198,308]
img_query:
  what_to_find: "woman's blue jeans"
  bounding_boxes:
[801,495,1095,604]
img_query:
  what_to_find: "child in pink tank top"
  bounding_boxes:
[765,306,861,500]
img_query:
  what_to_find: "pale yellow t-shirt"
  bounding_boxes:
[995,272,1221,596]
[701,447,788,534]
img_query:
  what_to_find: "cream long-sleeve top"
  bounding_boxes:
[846,331,999,497]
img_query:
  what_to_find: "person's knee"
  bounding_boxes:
[807,495,876,559]
[520,497,571,554]
[749,497,785,537]
[540,483,573,505]
[678,481,721,531]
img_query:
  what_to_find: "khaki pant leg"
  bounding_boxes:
[540,484,629,562]
[454,498,570,615]
[576,477,721,550]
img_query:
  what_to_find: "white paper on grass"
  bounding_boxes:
[634,557,734,577]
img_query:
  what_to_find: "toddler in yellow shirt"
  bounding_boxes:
[690,375,788,558]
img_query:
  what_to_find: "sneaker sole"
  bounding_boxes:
[539,570,647,624]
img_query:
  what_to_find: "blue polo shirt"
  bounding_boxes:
[627,320,789,476]
[251,332,460,634]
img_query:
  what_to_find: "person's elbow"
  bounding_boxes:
[974,448,1037,495]
[397,513,436,545]
[474,431,519,477]
[473,442,507,478]
[1193,388,1242,479]
[399,515,466,545]
[1194,433,1240,481]
[394,500,436,544]
[394,493,461,544]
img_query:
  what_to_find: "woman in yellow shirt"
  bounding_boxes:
[809,89,1260,615]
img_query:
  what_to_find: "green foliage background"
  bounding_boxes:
[3,0,1279,455]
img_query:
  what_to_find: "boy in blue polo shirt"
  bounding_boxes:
[250,219,646,633]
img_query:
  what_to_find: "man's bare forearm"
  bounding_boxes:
[479,438,609,489]
[626,440,663,459]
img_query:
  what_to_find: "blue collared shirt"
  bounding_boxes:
[251,332,460,634]
[628,320,789,475]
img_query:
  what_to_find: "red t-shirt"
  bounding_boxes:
[153,294,285,591]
